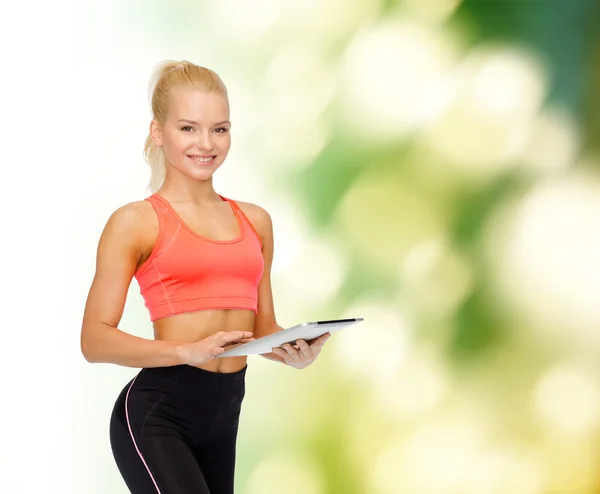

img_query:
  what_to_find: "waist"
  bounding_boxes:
[153,308,255,373]
[140,363,248,390]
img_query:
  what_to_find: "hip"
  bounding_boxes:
[113,364,247,433]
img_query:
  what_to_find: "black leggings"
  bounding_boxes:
[109,363,247,494]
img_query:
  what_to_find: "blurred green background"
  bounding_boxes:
[76,0,600,493]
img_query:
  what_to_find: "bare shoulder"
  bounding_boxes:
[106,199,156,233]
[234,200,272,235]
[111,198,153,221]
[100,199,158,260]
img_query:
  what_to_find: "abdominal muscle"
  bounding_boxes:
[152,308,255,373]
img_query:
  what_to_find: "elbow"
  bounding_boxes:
[80,339,95,363]
[80,327,99,363]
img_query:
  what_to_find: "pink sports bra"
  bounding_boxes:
[134,193,264,322]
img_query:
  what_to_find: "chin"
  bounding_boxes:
[173,159,221,176]
[189,165,223,179]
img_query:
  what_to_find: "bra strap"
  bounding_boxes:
[226,197,264,250]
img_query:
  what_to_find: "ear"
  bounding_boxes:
[149,120,163,146]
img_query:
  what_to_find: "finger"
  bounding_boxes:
[222,341,243,349]
[310,333,330,350]
[218,331,254,343]
[220,331,253,341]
[296,339,312,357]
[316,333,331,344]
[222,337,257,351]
[281,343,301,359]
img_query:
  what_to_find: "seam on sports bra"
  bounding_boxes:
[159,222,181,254]
[135,197,167,277]
[150,295,256,307]
[152,259,174,314]
[228,199,264,250]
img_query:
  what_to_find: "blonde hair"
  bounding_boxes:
[143,60,229,193]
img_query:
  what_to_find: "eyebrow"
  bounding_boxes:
[176,119,231,126]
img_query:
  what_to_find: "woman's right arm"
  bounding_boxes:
[80,203,185,368]
[80,204,252,368]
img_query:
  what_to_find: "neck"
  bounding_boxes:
[158,175,220,204]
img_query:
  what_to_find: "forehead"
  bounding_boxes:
[166,88,229,122]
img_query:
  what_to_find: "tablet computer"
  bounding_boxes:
[216,317,364,357]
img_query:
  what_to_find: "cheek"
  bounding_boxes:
[165,133,192,152]
[220,135,232,150]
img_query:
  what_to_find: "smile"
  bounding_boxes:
[187,155,216,165]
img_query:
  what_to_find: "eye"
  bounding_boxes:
[180,126,194,132]
[214,127,230,134]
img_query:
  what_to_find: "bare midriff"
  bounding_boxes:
[153,309,255,373]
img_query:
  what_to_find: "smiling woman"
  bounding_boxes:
[143,65,233,191]
[79,60,331,494]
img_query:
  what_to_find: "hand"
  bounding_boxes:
[176,331,255,366]
[272,332,331,369]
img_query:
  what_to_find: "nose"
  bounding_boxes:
[196,131,214,151]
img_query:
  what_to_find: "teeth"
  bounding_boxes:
[190,156,213,163]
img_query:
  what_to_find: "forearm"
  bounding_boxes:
[81,323,185,368]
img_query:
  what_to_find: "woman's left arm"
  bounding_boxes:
[237,202,331,369]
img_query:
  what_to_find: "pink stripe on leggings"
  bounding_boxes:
[125,374,162,493]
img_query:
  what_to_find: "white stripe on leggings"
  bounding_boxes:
[125,374,162,493]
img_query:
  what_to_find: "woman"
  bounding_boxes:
[80,60,331,494]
